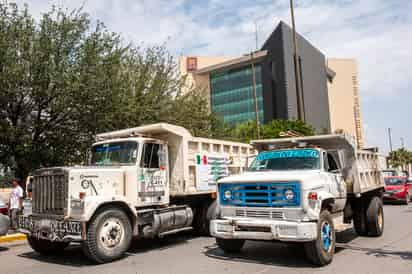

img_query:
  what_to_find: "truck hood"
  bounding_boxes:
[219,170,321,185]
[63,166,126,198]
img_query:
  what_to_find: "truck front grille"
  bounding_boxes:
[32,169,68,215]
[235,209,284,219]
[219,182,301,207]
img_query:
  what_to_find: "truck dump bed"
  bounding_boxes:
[251,134,385,195]
[97,123,254,196]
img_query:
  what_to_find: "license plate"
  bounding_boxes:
[216,223,233,233]
[384,193,391,197]
[19,216,81,235]
[51,220,81,234]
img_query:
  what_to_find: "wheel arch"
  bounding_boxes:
[83,198,138,236]
[321,198,335,212]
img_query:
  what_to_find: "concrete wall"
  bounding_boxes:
[261,24,288,122]
[327,58,364,147]
[262,22,331,133]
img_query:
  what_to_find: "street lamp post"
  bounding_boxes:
[388,128,393,153]
[289,0,305,121]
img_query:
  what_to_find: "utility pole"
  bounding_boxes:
[254,21,259,50]
[388,128,393,153]
[289,0,305,121]
[251,51,261,139]
[401,137,405,149]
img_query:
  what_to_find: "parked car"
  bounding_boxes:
[0,196,10,236]
[0,196,8,215]
[383,176,412,204]
[382,169,398,177]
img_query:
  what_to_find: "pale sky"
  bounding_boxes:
[11,0,412,154]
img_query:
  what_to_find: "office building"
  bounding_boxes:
[327,58,364,148]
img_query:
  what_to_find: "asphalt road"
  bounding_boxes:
[1,204,411,274]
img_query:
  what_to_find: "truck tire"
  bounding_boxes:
[194,200,218,235]
[353,199,368,236]
[366,196,384,237]
[304,210,335,266]
[216,238,245,253]
[27,236,69,255]
[83,208,132,264]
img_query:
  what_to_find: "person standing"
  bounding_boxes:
[9,178,24,231]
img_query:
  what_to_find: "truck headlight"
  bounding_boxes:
[70,199,84,210]
[223,190,232,200]
[285,189,295,200]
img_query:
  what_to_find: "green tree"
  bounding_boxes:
[0,4,126,179]
[388,148,412,170]
[228,119,315,143]
[0,3,218,179]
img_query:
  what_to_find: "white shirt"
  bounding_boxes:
[10,186,23,209]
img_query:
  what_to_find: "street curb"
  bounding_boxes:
[0,233,27,243]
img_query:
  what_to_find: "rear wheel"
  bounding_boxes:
[27,237,69,255]
[366,196,384,237]
[353,199,368,236]
[83,208,132,264]
[304,210,335,266]
[216,238,245,253]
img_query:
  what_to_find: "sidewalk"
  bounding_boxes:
[0,231,27,243]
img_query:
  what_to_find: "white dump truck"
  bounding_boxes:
[18,123,254,263]
[211,134,385,266]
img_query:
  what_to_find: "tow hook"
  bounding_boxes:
[81,222,87,240]
[229,219,237,228]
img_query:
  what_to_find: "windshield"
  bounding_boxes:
[249,149,320,171]
[384,177,405,186]
[91,141,138,166]
[382,170,397,177]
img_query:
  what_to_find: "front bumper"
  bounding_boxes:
[383,191,406,201]
[210,218,317,242]
[18,215,83,242]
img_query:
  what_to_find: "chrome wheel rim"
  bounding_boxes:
[321,221,333,253]
[99,218,124,249]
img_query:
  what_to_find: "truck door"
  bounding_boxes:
[325,152,347,201]
[140,143,168,205]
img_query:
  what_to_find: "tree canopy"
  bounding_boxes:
[227,119,315,143]
[0,3,214,179]
[388,148,412,169]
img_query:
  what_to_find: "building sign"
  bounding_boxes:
[195,153,231,191]
[186,57,198,72]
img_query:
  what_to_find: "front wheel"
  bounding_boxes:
[27,236,69,255]
[83,208,133,264]
[304,210,335,266]
[216,238,245,253]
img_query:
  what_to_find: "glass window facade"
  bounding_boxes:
[210,64,264,125]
